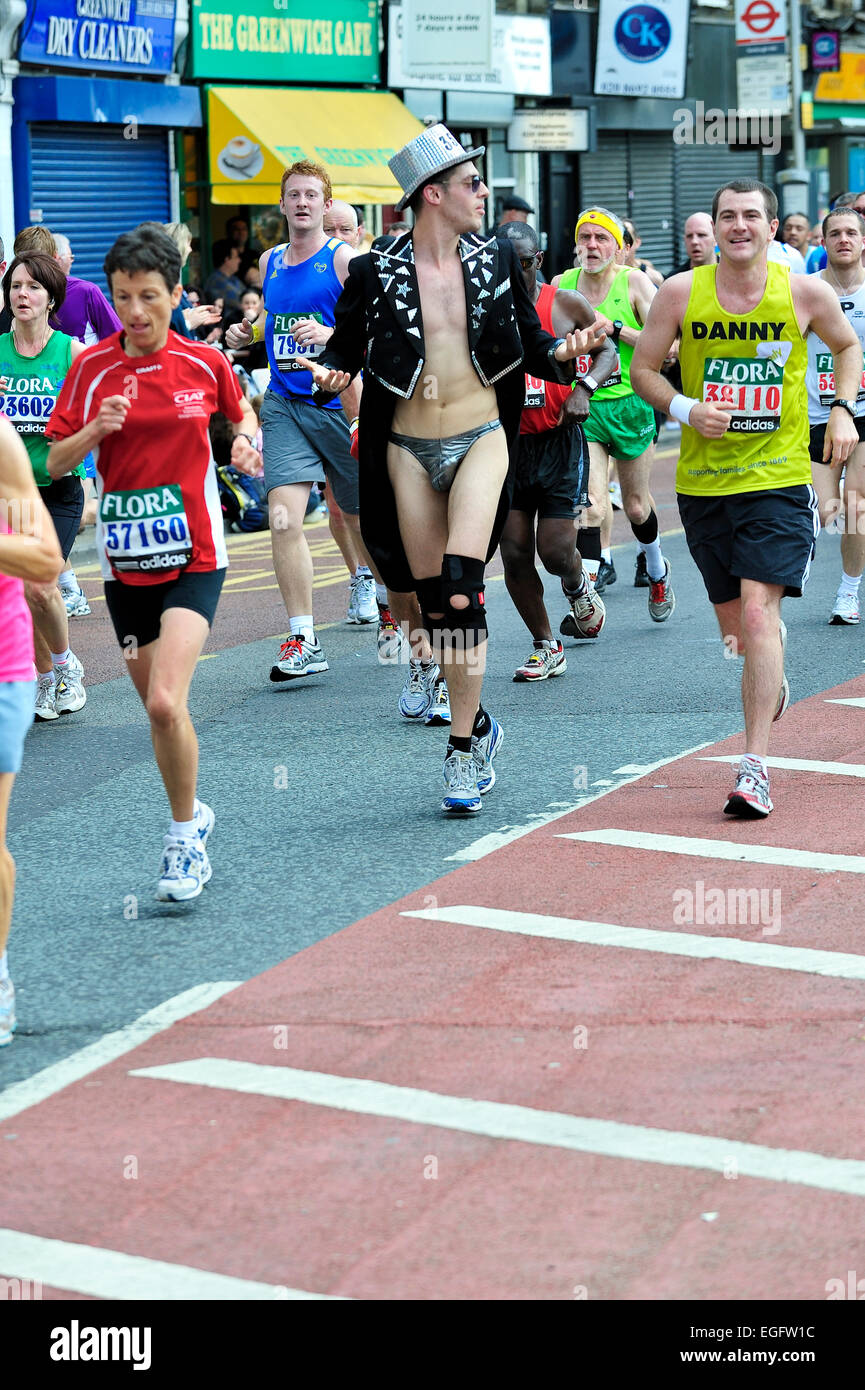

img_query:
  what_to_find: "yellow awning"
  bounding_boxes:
[207,87,425,205]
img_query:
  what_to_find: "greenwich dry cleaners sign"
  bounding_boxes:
[190,0,379,83]
[18,0,177,73]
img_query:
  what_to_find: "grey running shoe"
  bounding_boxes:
[271,636,329,681]
[634,551,650,587]
[594,559,617,594]
[34,678,58,722]
[513,642,567,681]
[648,558,675,622]
[54,654,86,714]
[347,573,377,624]
[441,750,482,815]
[399,659,440,719]
[560,577,606,639]
[724,755,773,818]
[0,978,16,1047]
[59,580,91,616]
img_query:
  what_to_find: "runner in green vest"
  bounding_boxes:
[554,206,675,621]
[632,178,861,818]
[0,251,87,721]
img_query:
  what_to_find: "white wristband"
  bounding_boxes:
[669,393,698,425]
[580,374,600,393]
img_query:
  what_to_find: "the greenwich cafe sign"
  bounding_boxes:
[189,0,379,83]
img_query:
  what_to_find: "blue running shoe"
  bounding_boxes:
[472,715,504,794]
[441,750,482,815]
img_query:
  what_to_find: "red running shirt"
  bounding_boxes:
[520,283,592,435]
[47,331,244,586]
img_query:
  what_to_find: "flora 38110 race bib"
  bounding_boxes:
[703,353,785,433]
[101,485,192,573]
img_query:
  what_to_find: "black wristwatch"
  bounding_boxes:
[830,399,856,419]
[611,319,624,347]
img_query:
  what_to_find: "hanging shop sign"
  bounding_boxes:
[388,5,550,96]
[18,0,177,74]
[402,0,494,73]
[594,0,689,99]
[190,0,379,83]
[506,109,590,153]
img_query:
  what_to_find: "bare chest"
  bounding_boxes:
[415,260,467,342]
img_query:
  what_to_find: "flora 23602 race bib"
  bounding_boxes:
[702,346,789,433]
[101,486,192,573]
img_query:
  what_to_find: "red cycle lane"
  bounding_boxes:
[3,664,865,1301]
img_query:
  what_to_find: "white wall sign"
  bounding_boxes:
[736,53,791,114]
[595,0,689,99]
[402,1,494,72]
[388,6,551,96]
[507,109,589,153]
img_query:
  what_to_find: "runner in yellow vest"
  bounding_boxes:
[554,206,674,621]
[632,179,861,819]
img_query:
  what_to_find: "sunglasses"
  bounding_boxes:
[518,254,539,269]
[447,175,482,193]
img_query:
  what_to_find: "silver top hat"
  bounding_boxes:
[389,123,485,214]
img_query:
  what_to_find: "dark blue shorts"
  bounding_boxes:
[678,485,820,606]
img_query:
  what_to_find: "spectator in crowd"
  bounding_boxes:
[499,193,534,225]
[204,239,244,311]
[673,212,717,275]
[622,221,664,286]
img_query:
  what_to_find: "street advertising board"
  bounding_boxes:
[594,0,689,98]
[18,0,177,74]
[190,0,379,83]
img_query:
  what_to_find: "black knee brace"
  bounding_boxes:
[413,575,444,643]
[438,553,488,649]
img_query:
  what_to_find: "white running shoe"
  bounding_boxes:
[196,801,215,849]
[441,750,482,815]
[424,679,452,726]
[398,659,440,719]
[270,636,329,681]
[472,715,504,794]
[347,573,377,624]
[560,577,606,639]
[0,978,16,1047]
[830,590,860,625]
[34,678,58,722]
[54,653,86,714]
[513,641,567,681]
[59,580,91,616]
[156,836,212,901]
[376,607,404,663]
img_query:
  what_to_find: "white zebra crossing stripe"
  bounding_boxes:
[700,756,865,777]
[825,698,865,708]
[558,829,865,874]
[131,1059,865,1199]
[400,905,865,980]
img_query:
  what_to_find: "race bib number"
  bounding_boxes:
[272,312,325,372]
[524,374,546,409]
[703,356,784,433]
[2,393,54,435]
[815,352,865,407]
[101,485,192,574]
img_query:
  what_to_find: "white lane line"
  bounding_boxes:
[558,829,865,874]
[131,1058,865,1199]
[448,739,716,863]
[0,983,242,1124]
[0,1228,345,1301]
[825,698,865,708]
[700,756,865,777]
[401,905,865,980]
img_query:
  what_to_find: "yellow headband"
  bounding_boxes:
[575,210,623,248]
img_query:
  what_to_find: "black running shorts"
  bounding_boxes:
[41,474,84,562]
[809,417,865,464]
[104,569,225,649]
[677,484,819,605]
[511,424,589,519]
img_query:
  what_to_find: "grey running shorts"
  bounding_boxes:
[259,390,359,515]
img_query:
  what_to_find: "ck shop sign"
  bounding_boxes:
[18,0,177,74]
[594,0,688,99]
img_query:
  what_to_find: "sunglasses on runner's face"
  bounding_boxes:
[449,175,482,193]
[518,254,539,269]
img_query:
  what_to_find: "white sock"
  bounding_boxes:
[51,648,71,667]
[169,817,197,840]
[375,582,388,606]
[601,548,612,564]
[58,569,74,587]
[743,753,767,777]
[38,670,55,687]
[0,951,8,981]
[640,539,665,582]
[839,571,861,597]
[289,615,314,638]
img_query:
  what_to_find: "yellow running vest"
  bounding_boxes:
[677,262,809,495]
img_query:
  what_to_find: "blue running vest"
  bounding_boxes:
[263,238,343,407]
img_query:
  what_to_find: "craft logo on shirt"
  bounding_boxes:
[136,363,162,374]
[173,387,208,419]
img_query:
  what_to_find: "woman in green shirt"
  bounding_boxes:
[0,253,87,720]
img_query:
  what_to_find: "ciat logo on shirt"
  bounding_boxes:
[173,388,208,418]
